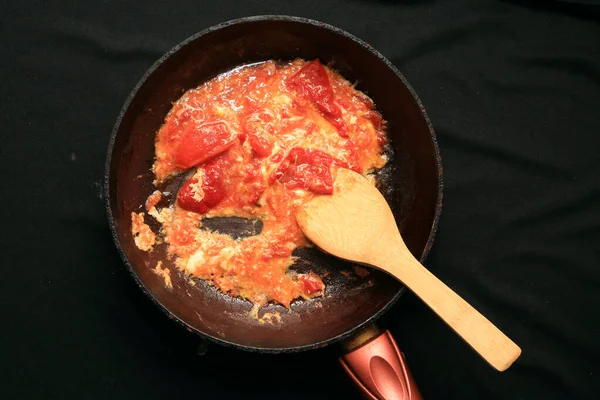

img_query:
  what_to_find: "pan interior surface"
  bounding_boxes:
[106,16,442,351]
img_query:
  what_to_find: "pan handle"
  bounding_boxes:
[340,325,422,400]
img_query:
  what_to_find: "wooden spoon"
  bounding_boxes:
[296,169,521,371]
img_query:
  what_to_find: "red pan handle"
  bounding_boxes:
[340,326,422,400]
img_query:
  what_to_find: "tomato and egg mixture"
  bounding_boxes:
[134,59,388,307]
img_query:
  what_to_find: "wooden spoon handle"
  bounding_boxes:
[382,248,521,371]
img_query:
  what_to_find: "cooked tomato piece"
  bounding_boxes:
[288,60,336,114]
[248,134,273,158]
[243,109,274,158]
[298,273,325,295]
[174,121,236,169]
[287,60,348,137]
[271,148,335,194]
[240,161,267,205]
[177,160,227,213]
[324,114,348,137]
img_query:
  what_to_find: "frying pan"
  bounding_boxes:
[105,16,443,399]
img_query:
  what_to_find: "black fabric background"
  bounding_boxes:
[2,1,599,399]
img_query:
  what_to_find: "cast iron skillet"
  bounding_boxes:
[105,16,442,356]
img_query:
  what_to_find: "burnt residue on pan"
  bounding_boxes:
[105,15,443,352]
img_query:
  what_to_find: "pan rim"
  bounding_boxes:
[104,14,444,353]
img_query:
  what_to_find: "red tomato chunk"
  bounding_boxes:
[298,273,325,295]
[287,60,348,137]
[177,160,227,213]
[271,148,335,194]
[248,134,273,158]
[174,121,237,170]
